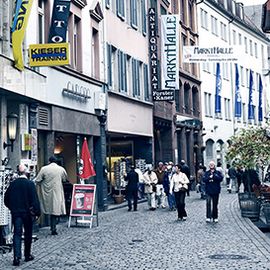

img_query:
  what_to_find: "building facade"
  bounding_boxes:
[0,0,108,210]
[197,0,270,167]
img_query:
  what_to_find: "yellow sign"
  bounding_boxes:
[12,0,34,71]
[29,43,70,67]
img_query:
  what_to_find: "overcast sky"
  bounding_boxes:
[237,0,265,6]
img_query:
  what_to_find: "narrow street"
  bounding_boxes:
[1,190,270,270]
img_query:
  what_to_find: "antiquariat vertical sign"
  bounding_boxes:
[160,14,179,101]
[148,8,159,101]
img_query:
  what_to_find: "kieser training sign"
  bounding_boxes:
[28,43,69,67]
[183,46,243,63]
[69,184,96,217]
[160,14,179,101]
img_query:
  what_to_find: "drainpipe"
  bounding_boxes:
[2,0,10,56]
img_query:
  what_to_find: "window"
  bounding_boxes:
[180,0,185,24]
[224,98,231,120]
[91,28,100,79]
[116,0,125,19]
[211,16,218,36]
[188,0,193,30]
[246,68,249,87]
[202,62,210,73]
[262,45,265,69]
[243,103,246,123]
[206,139,214,158]
[222,63,229,80]
[232,30,236,45]
[132,59,140,97]
[68,14,82,71]
[200,9,208,30]
[107,43,112,88]
[175,89,180,112]
[38,0,45,44]
[118,50,127,92]
[204,92,212,117]
[254,42,258,58]
[184,86,190,114]
[244,37,248,53]
[238,33,242,45]
[240,66,244,86]
[249,40,253,56]
[111,46,118,90]
[220,22,227,41]
[141,0,146,35]
[143,64,149,101]
[130,0,138,28]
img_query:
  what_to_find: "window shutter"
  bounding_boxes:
[142,0,146,34]
[118,50,122,91]
[136,61,140,97]
[107,44,112,87]
[123,54,127,92]
[132,58,136,96]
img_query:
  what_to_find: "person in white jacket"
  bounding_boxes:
[143,168,158,210]
[170,165,190,221]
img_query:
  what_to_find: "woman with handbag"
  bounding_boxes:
[170,165,189,221]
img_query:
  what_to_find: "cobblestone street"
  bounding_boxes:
[1,190,270,270]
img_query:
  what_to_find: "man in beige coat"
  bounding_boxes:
[35,156,67,235]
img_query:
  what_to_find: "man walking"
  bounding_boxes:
[35,156,67,235]
[203,161,223,223]
[4,165,40,266]
[125,165,139,211]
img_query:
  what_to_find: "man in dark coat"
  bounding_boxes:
[125,165,139,211]
[203,161,223,223]
[4,165,40,266]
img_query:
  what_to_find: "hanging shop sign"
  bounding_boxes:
[28,43,69,67]
[183,46,243,63]
[69,184,96,217]
[160,14,179,100]
[48,0,71,43]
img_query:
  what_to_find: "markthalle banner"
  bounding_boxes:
[160,14,179,101]
[48,0,71,43]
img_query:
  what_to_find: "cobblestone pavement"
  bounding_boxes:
[1,190,270,270]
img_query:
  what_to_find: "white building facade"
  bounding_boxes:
[197,0,270,166]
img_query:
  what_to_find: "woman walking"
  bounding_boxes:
[170,165,189,221]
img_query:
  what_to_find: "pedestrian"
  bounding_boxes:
[197,164,207,199]
[228,165,237,193]
[170,165,189,221]
[236,166,243,193]
[35,156,67,235]
[225,164,231,191]
[203,161,223,223]
[180,160,191,196]
[163,162,176,211]
[125,165,139,211]
[135,167,145,199]
[242,168,260,193]
[154,162,166,208]
[143,167,158,210]
[4,164,40,266]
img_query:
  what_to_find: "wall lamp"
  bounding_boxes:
[3,113,18,152]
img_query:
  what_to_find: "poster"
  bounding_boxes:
[69,184,96,217]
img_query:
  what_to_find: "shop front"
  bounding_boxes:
[107,93,153,202]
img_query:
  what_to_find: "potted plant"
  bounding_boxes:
[226,126,270,221]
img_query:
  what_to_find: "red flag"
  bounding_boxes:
[80,138,96,179]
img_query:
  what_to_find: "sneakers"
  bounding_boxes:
[213,219,218,223]
[206,218,211,223]
[182,217,187,221]
[206,218,218,223]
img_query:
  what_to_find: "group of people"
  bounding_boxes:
[4,156,67,266]
[125,160,224,223]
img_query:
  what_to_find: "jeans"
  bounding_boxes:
[206,194,220,219]
[174,191,187,219]
[167,193,176,209]
[12,214,33,259]
[127,189,138,210]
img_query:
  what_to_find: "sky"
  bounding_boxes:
[237,0,266,6]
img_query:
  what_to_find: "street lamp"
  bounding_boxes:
[3,113,18,152]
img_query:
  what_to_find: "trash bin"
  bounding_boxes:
[238,192,261,221]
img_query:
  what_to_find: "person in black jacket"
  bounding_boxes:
[203,161,223,223]
[4,164,40,267]
[125,165,139,211]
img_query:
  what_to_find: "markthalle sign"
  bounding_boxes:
[148,9,179,101]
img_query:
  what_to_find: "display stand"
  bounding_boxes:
[68,184,98,229]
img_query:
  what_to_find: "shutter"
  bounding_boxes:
[132,58,136,97]
[117,50,121,91]
[38,107,49,126]
[137,61,140,96]
[123,54,127,92]
[107,44,112,87]
[142,0,146,34]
